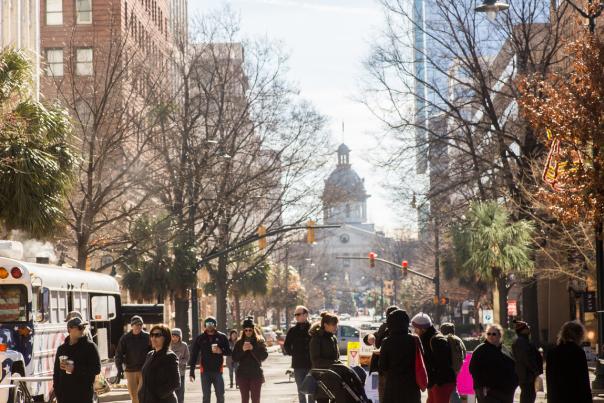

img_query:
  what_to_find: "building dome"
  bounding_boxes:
[322,144,369,224]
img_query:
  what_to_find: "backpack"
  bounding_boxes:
[446,334,466,374]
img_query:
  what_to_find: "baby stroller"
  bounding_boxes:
[310,364,372,402]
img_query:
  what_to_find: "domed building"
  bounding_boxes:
[322,144,370,225]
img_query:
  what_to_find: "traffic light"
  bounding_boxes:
[368,252,377,268]
[433,295,439,305]
[402,260,409,278]
[440,297,449,305]
[307,220,316,244]
[257,225,267,250]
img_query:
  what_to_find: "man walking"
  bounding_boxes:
[512,321,543,403]
[189,316,231,403]
[440,323,467,403]
[115,315,151,403]
[284,305,313,403]
[411,313,456,403]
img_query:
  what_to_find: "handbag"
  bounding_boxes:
[249,350,266,384]
[300,372,317,395]
[414,336,428,392]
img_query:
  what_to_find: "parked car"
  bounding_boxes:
[340,313,351,321]
[336,323,360,355]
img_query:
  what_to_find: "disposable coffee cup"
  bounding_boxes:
[211,343,218,353]
[65,360,74,374]
[59,355,68,363]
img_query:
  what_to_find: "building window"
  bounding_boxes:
[46,0,63,25]
[76,48,93,76]
[76,0,92,24]
[45,49,64,76]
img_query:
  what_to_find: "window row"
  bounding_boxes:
[46,0,92,25]
[46,48,93,76]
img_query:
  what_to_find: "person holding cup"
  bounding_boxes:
[232,317,268,403]
[189,316,231,403]
[53,315,101,403]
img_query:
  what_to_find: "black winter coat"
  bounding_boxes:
[232,337,269,379]
[283,321,312,369]
[188,330,231,374]
[419,327,456,387]
[469,341,518,392]
[138,349,181,403]
[115,330,152,372]
[546,341,592,403]
[309,324,340,369]
[379,331,420,403]
[53,336,101,403]
[362,322,389,374]
[512,334,543,384]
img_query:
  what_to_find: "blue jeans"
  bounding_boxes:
[176,375,185,403]
[294,368,314,403]
[201,372,225,403]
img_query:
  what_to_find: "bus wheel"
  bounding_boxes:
[8,380,29,403]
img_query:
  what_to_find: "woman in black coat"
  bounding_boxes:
[546,321,592,403]
[138,324,181,403]
[309,312,340,403]
[379,309,420,403]
[232,317,269,403]
[469,324,518,403]
[53,316,101,403]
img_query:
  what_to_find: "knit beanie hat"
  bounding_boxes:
[242,316,255,329]
[386,305,400,317]
[515,320,529,334]
[440,322,455,335]
[411,312,433,329]
[171,328,182,338]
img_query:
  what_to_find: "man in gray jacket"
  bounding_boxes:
[171,328,190,403]
[115,316,151,403]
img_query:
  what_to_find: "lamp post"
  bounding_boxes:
[474,0,510,21]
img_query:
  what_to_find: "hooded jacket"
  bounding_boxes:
[53,335,101,403]
[308,323,340,369]
[115,330,152,372]
[284,321,312,369]
[546,341,592,403]
[469,341,518,392]
[379,310,420,403]
[188,330,231,374]
[512,333,543,383]
[170,340,190,375]
[232,335,269,379]
[419,326,457,387]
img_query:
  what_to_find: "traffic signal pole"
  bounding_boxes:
[336,255,436,282]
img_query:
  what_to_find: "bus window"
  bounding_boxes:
[33,287,49,323]
[72,291,89,321]
[51,290,68,323]
[91,295,117,321]
[0,285,28,322]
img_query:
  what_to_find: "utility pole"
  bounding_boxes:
[434,218,441,322]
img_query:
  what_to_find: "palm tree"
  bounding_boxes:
[0,48,75,237]
[452,201,534,327]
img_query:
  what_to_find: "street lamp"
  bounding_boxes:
[475,0,510,21]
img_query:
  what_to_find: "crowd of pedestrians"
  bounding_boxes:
[52,305,595,403]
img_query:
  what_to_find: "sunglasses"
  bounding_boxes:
[294,313,305,316]
[150,332,164,338]
[244,328,254,332]
[68,325,85,330]
[487,332,500,336]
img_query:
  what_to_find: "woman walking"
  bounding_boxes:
[379,309,421,403]
[170,328,189,403]
[227,329,239,388]
[232,317,269,403]
[309,312,341,403]
[469,324,518,403]
[138,324,181,403]
[546,321,592,403]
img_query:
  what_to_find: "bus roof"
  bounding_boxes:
[0,258,120,294]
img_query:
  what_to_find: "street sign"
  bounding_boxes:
[482,309,494,324]
[584,291,597,313]
[507,300,517,317]
[384,280,393,297]
[347,341,360,367]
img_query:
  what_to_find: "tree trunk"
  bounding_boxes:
[76,236,89,270]
[215,253,229,332]
[474,291,483,333]
[174,296,191,341]
[233,289,241,327]
[497,277,510,328]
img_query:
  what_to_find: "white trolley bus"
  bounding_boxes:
[0,255,124,403]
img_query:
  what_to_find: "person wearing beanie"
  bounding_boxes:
[309,312,341,403]
[283,305,312,403]
[170,328,190,403]
[379,309,421,403]
[411,313,456,403]
[188,316,231,403]
[440,323,467,403]
[362,305,401,402]
[115,315,151,403]
[53,314,101,403]
[232,317,268,403]
[512,321,542,403]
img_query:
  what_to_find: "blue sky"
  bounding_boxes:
[190,0,414,233]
